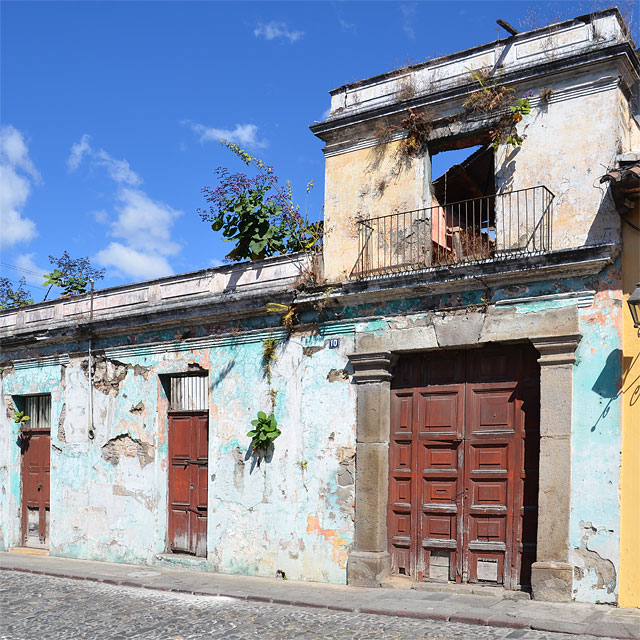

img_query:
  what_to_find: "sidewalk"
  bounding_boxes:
[1,551,638,639]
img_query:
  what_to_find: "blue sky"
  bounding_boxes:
[1,0,636,300]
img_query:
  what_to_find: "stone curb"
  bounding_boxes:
[0,565,635,639]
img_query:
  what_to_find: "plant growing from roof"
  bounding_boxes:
[198,141,322,262]
[463,70,532,151]
[43,251,106,299]
[0,277,33,310]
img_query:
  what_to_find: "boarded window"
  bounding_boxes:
[169,375,208,411]
[19,395,51,430]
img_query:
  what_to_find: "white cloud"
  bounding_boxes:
[68,134,91,172]
[110,187,181,256]
[254,21,304,43]
[66,136,182,282]
[182,121,268,149]
[95,243,173,281]
[94,187,182,280]
[92,209,109,224]
[14,253,48,287]
[339,18,356,32]
[67,134,142,186]
[0,125,39,248]
[401,4,417,40]
[210,258,225,268]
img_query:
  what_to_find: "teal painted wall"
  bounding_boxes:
[0,268,623,597]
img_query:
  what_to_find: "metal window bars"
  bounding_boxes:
[350,186,554,279]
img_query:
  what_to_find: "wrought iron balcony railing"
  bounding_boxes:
[350,186,554,279]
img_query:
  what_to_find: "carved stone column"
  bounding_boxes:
[530,335,581,602]
[346,351,393,586]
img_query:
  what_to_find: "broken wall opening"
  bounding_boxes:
[430,137,496,264]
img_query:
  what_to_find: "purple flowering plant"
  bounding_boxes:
[198,141,322,262]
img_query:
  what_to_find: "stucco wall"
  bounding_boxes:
[570,266,623,604]
[0,268,624,601]
[323,141,426,281]
[0,331,357,584]
[495,79,622,252]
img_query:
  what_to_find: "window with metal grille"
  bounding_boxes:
[167,374,208,412]
[16,395,51,429]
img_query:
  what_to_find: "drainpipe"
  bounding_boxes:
[88,279,95,440]
[88,335,94,440]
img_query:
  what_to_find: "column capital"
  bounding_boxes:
[348,351,393,384]
[531,334,581,366]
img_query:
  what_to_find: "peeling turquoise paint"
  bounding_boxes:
[0,269,624,597]
[569,286,622,604]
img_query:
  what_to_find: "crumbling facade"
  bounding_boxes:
[0,8,638,606]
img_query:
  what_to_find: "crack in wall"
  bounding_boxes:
[57,403,66,442]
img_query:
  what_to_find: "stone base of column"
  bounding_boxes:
[531,561,573,601]
[347,551,390,587]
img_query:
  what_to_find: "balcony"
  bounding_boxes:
[350,186,554,279]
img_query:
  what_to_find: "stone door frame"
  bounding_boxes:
[346,306,581,602]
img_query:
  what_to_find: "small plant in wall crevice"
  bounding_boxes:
[13,410,30,427]
[247,411,281,456]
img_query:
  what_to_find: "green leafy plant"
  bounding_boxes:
[247,411,281,453]
[463,70,532,152]
[13,410,30,426]
[43,252,105,299]
[199,142,322,262]
[0,277,33,310]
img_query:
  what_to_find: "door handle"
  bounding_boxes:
[37,483,42,490]
[190,483,194,490]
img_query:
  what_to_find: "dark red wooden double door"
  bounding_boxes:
[388,345,539,588]
[168,414,208,557]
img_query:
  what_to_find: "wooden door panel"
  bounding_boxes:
[196,464,208,509]
[170,465,191,505]
[170,416,191,458]
[192,512,208,558]
[170,509,190,551]
[416,388,463,437]
[422,443,459,470]
[470,443,509,470]
[467,387,517,434]
[423,513,455,539]
[392,392,413,436]
[471,480,508,507]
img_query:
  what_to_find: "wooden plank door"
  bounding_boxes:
[168,413,208,557]
[21,430,50,548]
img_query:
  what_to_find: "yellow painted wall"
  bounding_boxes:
[619,199,640,608]
[323,141,425,281]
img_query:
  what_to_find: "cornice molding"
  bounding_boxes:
[531,335,582,365]
[348,351,393,384]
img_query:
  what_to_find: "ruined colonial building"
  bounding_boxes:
[1,8,638,607]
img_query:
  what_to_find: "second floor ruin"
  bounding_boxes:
[311,8,640,281]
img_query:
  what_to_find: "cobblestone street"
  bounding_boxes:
[0,572,614,640]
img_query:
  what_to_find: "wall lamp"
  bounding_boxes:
[628,283,640,335]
